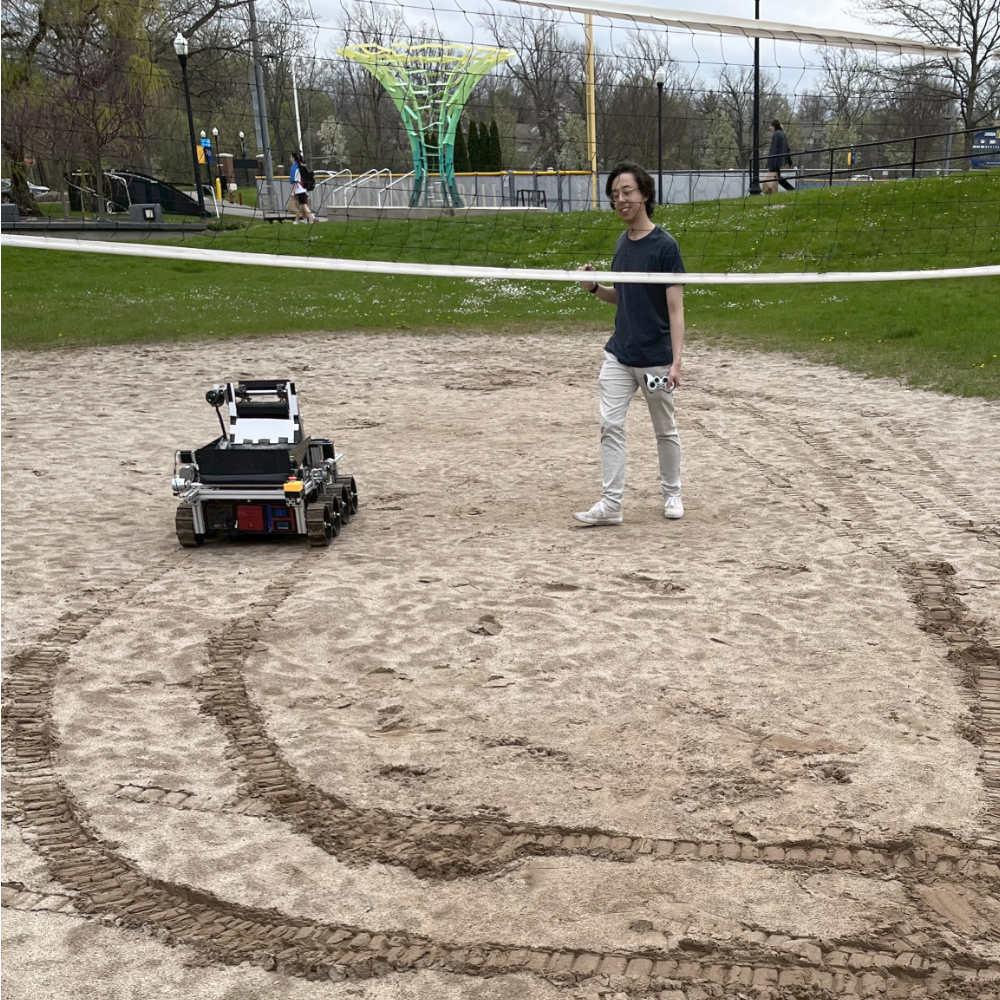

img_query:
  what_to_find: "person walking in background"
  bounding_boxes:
[574,161,686,527]
[289,151,322,224]
[766,120,795,192]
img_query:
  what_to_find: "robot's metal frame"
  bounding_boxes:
[171,379,358,548]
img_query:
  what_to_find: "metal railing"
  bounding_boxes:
[378,171,415,208]
[330,168,391,208]
[759,126,983,186]
[310,169,352,214]
[66,171,130,214]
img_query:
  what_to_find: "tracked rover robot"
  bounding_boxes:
[171,379,358,548]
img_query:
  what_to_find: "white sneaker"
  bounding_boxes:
[573,500,623,526]
[663,495,684,520]
[293,219,305,225]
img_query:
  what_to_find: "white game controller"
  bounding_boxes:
[644,373,674,393]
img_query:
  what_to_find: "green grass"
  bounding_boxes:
[3,172,998,397]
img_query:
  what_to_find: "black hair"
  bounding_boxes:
[605,162,656,219]
[771,119,782,130]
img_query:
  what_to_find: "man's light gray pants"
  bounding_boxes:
[598,350,682,509]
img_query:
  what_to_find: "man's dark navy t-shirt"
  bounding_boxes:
[604,226,684,368]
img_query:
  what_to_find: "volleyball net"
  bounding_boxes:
[2,0,998,284]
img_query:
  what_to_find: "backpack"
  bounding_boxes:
[299,163,315,191]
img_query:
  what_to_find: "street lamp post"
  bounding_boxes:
[654,65,667,205]
[749,0,762,195]
[291,57,304,157]
[211,126,222,199]
[173,32,207,217]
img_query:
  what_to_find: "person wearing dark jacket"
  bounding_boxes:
[766,120,795,191]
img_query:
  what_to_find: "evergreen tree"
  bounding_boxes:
[489,119,502,170]
[453,119,470,172]
[477,120,489,170]
[469,121,483,171]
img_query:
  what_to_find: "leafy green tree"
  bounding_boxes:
[1,17,49,215]
[2,0,165,215]
[317,115,349,166]
[556,113,587,168]
[702,108,739,169]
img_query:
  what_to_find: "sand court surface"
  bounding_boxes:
[3,331,999,999]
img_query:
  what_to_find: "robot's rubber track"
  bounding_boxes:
[175,505,201,548]
[307,495,341,547]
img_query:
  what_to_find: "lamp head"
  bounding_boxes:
[173,32,188,58]
[654,65,667,86]
[212,127,219,137]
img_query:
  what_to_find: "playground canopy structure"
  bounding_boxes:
[339,42,514,208]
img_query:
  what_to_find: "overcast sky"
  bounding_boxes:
[294,0,911,92]
[676,1,879,35]
[300,0,886,38]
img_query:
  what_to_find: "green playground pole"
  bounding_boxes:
[340,42,512,209]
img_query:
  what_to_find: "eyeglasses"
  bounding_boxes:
[610,187,639,201]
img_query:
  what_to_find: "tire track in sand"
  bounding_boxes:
[6,566,1000,997]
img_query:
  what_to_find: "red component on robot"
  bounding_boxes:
[236,504,265,532]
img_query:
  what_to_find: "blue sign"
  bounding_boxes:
[971,128,1000,169]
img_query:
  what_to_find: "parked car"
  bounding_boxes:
[1,178,51,198]
[850,173,874,182]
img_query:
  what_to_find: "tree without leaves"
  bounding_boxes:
[257,15,312,168]
[861,0,1000,155]
[821,49,882,137]
[482,11,577,168]
[140,0,272,179]
[715,67,755,168]
[875,63,956,137]
[585,34,693,171]
[713,66,788,170]
[331,1,409,169]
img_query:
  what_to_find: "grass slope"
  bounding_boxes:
[3,172,998,397]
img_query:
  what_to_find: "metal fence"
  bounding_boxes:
[260,169,762,213]
[261,154,978,215]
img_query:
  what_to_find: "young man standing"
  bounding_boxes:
[574,161,686,526]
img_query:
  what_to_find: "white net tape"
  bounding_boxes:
[4,234,998,283]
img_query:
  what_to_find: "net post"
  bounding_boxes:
[585,14,598,209]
